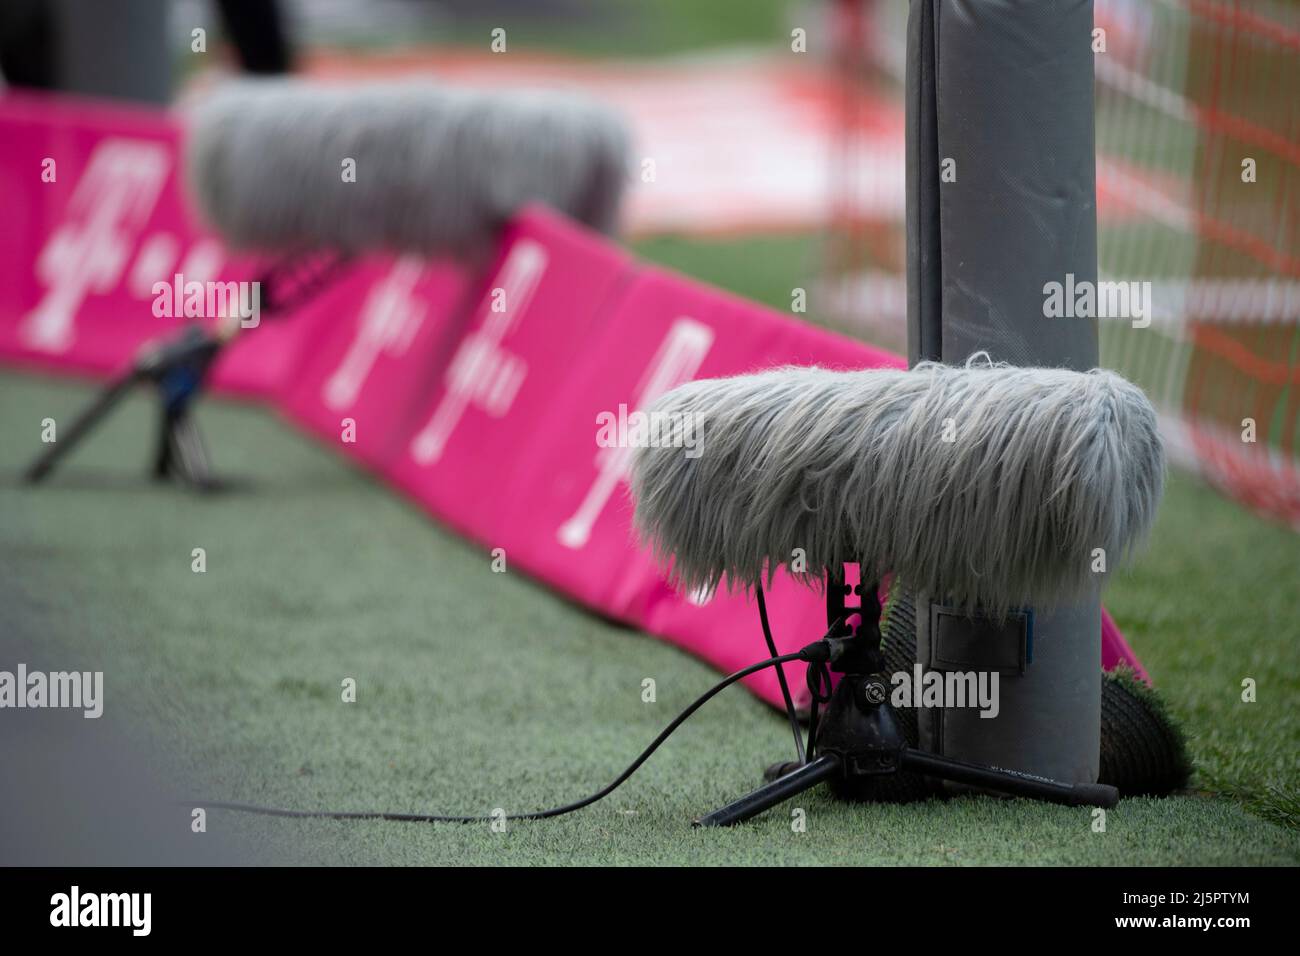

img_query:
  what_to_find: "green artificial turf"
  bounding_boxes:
[1,365,1297,866]
[635,234,823,313]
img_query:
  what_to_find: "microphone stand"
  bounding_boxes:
[23,253,349,490]
[694,565,1118,826]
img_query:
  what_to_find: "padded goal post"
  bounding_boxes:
[906,0,1103,785]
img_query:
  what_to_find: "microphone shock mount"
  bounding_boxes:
[694,564,1119,827]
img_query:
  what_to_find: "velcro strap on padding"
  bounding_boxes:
[927,605,1032,675]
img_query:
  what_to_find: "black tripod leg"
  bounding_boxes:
[900,749,1118,808]
[153,404,175,480]
[694,754,842,827]
[24,372,143,483]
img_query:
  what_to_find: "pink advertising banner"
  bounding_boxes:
[0,93,209,378]
[277,257,473,470]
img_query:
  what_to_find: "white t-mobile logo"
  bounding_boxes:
[22,138,170,352]
[557,317,714,549]
[408,239,547,464]
[322,256,427,410]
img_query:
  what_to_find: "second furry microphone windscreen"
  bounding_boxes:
[185,80,630,257]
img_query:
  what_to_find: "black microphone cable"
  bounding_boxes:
[755,583,805,764]
[198,636,836,825]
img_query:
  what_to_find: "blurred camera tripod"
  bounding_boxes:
[23,253,349,491]
[25,324,226,489]
[694,567,1118,826]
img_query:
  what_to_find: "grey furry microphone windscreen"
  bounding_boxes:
[631,361,1165,618]
[185,80,630,256]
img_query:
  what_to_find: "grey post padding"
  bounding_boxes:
[906,0,1102,785]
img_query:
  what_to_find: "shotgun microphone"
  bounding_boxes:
[631,360,1164,617]
[184,79,630,256]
